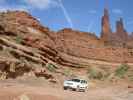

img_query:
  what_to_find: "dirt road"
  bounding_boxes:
[0,79,132,100]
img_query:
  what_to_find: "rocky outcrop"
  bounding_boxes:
[104,18,128,47]
[116,18,128,42]
[0,10,133,80]
[100,9,130,47]
[55,28,101,54]
[101,8,112,42]
[0,11,58,80]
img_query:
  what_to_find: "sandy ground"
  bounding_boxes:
[0,79,132,100]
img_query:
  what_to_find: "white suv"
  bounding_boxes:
[63,79,88,92]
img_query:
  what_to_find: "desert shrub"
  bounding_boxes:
[63,69,70,76]
[128,74,133,81]
[63,69,76,79]
[87,67,104,80]
[115,64,129,78]
[15,35,23,44]
[46,63,56,72]
[64,69,71,76]
[126,66,133,81]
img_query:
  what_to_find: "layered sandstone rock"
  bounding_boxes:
[55,28,101,53]
[0,10,133,79]
[0,11,58,79]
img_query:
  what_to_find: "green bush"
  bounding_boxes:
[87,68,104,80]
[115,64,129,78]
[46,63,56,72]
[15,35,23,44]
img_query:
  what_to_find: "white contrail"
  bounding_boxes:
[58,0,73,28]
[87,21,94,32]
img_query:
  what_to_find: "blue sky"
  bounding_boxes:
[0,0,133,36]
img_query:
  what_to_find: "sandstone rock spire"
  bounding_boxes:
[116,18,128,41]
[101,8,112,42]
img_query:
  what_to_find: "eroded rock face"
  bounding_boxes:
[0,11,57,79]
[0,10,133,80]
[55,28,103,58]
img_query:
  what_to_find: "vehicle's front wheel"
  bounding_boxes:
[72,88,76,91]
[82,87,87,92]
[64,86,68,90]
[82,89,86,92]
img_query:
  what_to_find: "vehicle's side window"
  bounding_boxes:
[81,80,85,84]
[81,80,87,84]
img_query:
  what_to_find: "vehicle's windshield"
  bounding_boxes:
[71,79,80,82]
[81,80,87,84]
